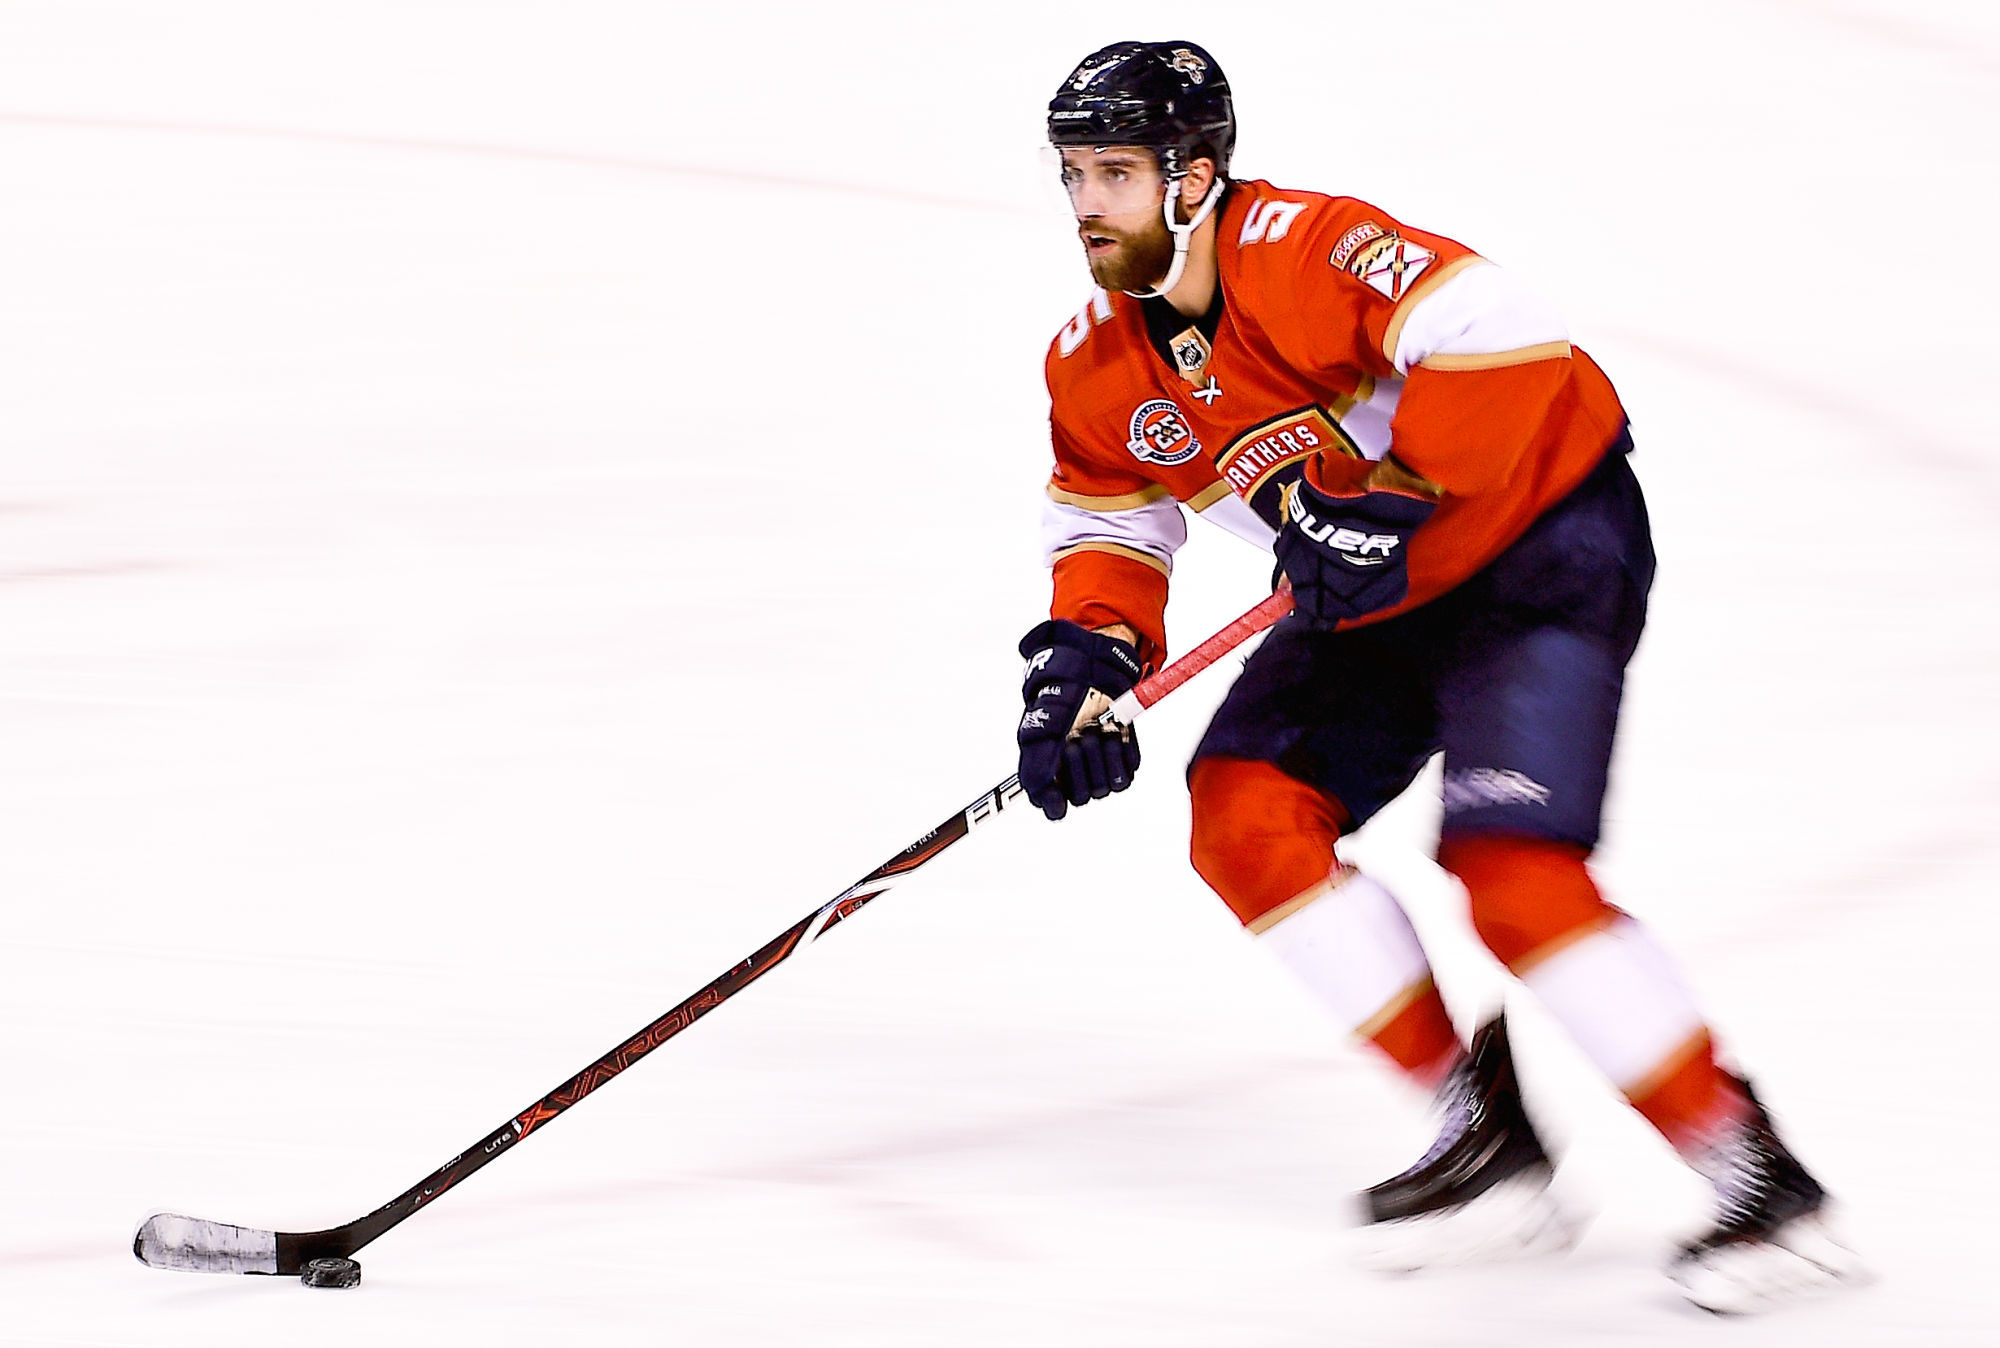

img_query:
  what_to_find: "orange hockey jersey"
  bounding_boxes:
[1042,179,1629,666]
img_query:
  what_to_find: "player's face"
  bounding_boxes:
[1058,147,1173,292]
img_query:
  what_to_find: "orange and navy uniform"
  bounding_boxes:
[1044,182,1747,1152]
[1041,178,1628,666]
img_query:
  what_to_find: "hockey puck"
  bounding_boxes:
[300,1256,362,1289]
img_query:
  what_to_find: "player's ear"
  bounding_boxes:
[1181,157,1217,208]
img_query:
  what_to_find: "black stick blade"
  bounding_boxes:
[133,1213,280,1274]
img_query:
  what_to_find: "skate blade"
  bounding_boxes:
[1671,1214,1872,1315]
[1350,1177,1586,1274]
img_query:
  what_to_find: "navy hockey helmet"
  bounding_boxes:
[1047,41,1236,179]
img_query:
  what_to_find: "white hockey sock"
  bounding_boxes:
[1253,868,1438,1037]
[1518,915,1706,1098]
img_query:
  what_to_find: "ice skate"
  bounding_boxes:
[1353,1014,1582,1272]
[1669,1079,1867,1313]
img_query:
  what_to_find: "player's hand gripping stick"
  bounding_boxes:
[1015,620,1146,820]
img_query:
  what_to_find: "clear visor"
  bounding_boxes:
[1042,145,1170,218]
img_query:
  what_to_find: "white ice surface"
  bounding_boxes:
[3,1,1998,1343]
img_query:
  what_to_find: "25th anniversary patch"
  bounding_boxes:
[1126,398,1202,467]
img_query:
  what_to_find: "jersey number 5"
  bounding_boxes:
[1057,288,1118,357]
[1239,200,1307,246]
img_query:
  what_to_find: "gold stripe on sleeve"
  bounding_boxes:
[1051,541,1172,578]
[1046,482,1174,512]
[1187,481,1235,511]
[1418,341,1573,372]
[1328,373,1376,421]
[1380,254,1485,366]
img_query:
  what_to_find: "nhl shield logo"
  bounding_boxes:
[1126,398,1201,467]
[1170,328,1211,380]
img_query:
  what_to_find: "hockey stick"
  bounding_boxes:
[134,585,1295,1278]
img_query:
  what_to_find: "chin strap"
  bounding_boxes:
[1124,177,1226,299]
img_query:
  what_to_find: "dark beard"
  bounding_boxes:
[1085,221,1174,293]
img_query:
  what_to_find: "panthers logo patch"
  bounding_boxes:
[1169,49,1208,84]
[1347,233,1434,302]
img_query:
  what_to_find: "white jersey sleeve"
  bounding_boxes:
[1039,483,1187,576]
[1388,262,1572,377]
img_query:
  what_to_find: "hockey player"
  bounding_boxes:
[1013,39,1860,1313]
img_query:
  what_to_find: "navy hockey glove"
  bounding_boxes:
[1016,620,1144,821]
[1273,471,1438,626]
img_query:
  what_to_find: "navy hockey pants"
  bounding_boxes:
[1192,434,1654,850]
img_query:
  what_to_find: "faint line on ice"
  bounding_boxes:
[1753,0,2000,80]
[0,560,177,584]
[0,111,1032,217]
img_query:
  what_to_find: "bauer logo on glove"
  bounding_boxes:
[1274,462,1440,627]
[1285,486,1406,568]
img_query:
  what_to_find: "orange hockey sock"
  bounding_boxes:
[1628,1030,1752,1156]
[1191,757,1460,1085]
[1438,832,1614,972]
[1189,756,1348,927]
[1439,832,1746,1158]
[1366,977,1464,1088]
